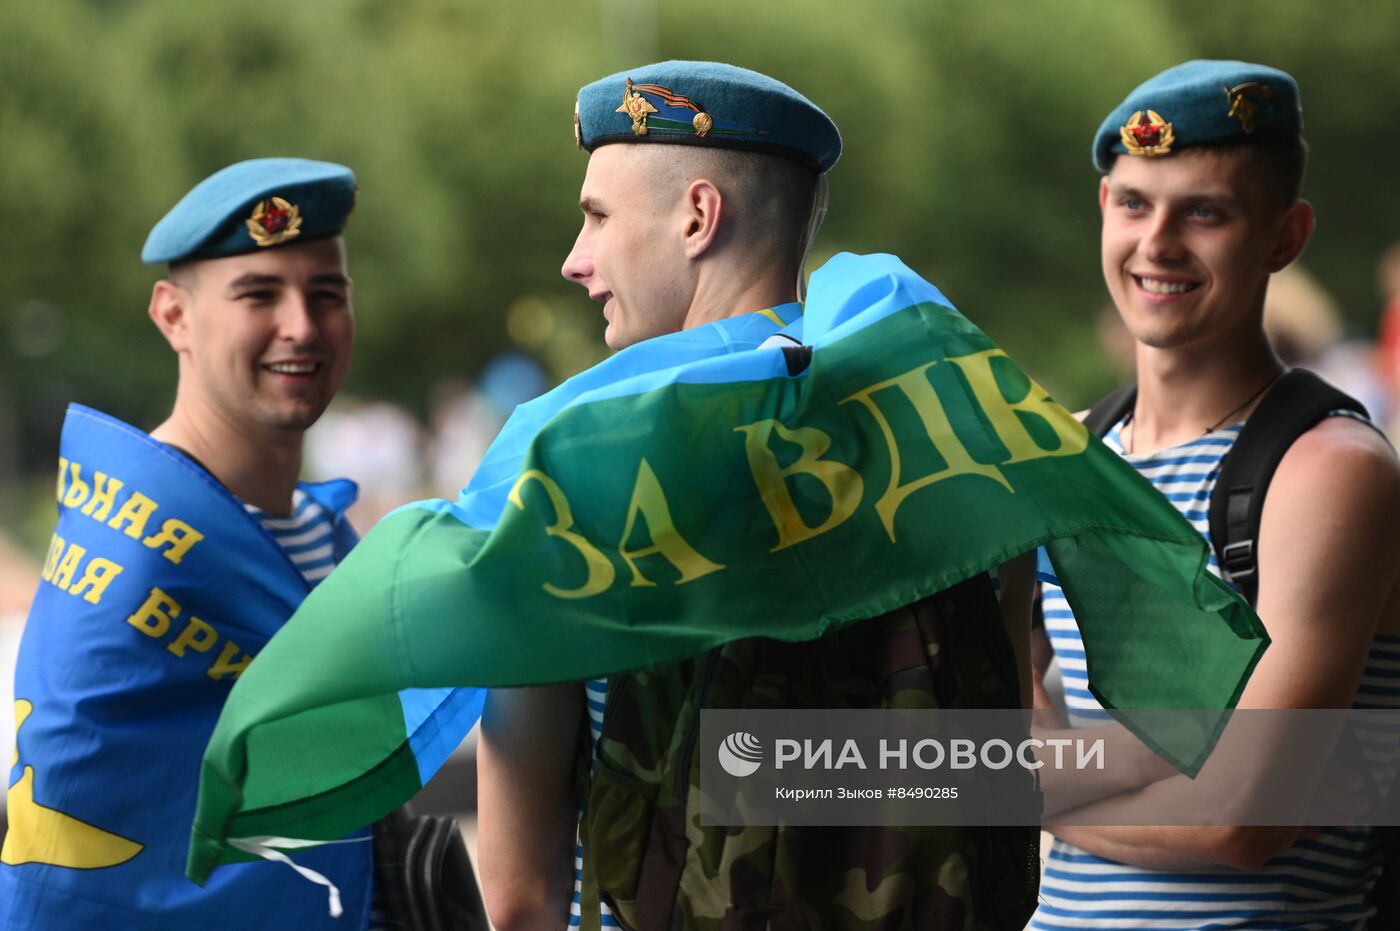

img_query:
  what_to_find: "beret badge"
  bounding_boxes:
[574,62,836,172]
[617,77,659,136]
[1120,109,1175,157]
[246,196,303,248]
[614,76,723,139]
[1223,82,1275,134]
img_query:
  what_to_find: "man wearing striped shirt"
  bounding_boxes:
[143,159,370,921]
[0,159,372,928]
[145,160,359,556]
[1032,62,1400,929]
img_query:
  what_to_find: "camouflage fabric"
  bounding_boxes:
[577,574,1040,930]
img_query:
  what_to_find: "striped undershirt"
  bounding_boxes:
[246,488,388,928]
[571,678,618,928]
[1035,414,1400,930]
[243,488,339,586]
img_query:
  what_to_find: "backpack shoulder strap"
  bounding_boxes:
[1208,369,1370,606]
[1084,384,1138,438]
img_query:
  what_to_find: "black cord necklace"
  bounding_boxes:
[1125,369,1284,455]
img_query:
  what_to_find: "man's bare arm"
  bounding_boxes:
[997,552,1036,706]
[1046,418,1400,868]
[476,684,584,931]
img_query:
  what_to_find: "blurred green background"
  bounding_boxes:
[3,0,1399,560]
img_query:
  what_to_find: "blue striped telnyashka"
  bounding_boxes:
[1034,416,1400,931]
[571,679,620,928]
[244,488,339,586]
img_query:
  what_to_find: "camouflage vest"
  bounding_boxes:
[577,573,1040,931]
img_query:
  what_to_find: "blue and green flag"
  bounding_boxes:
[189,253,1268,885]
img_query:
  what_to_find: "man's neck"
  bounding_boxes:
[149,404,304,515]
[682,265,798,331]
[1129,332,1283,454]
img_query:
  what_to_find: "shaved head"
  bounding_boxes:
[635,145,819,272]
[167,260,200,292]
[563,143,822,348]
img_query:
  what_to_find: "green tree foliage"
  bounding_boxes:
[3,0,1398,490]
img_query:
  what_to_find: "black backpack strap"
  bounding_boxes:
[1084,384,1138,438]
[1207,369,1370,606]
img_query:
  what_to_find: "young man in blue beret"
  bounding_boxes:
[0,159,375,928]
[477,61,1040,931]
[1032,61,1400,928]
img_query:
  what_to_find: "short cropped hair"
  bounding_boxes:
[1214,133,1310,210]
[167,260,199,290]
[650,146,819,265]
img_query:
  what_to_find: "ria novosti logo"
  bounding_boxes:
[718,732,764,777]
[716,733,1106,777]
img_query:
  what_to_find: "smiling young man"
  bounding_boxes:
[151,233,354,514]
[1032,62,1400,929]
[0,159,375,928]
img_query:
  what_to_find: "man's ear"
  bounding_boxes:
[681,178,724,259]
[1098,175,1111,214]
[148,279,193,352]
[1268,199,1315,272]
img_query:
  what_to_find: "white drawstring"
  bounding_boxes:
[228,834,372,918]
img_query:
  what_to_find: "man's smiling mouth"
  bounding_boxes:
[1134,275,1200,295]
[263,361,320,375]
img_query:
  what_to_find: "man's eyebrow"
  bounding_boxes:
[226,272,351,291]
[226,273,284,290]
[1192,191,1243,209]
[1109,183,1242,209]
[579,196,606,214]
[1108,184,1148,200]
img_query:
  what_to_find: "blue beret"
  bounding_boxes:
[142,158,357,264]
[575,60,841,174]
[1093,60,1302,172]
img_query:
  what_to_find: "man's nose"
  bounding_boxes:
[1141,214,1186,264]
[277,294,319,344]
[561,228,593,284]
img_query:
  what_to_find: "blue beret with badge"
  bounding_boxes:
[142,157,357,265]
[574,60,841,174]
[1093,60,1302,172]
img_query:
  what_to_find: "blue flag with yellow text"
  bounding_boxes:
[0,406,396,929]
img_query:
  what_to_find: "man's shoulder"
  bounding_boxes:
[1264,414,1400,576]
[1273,415,1398,502]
